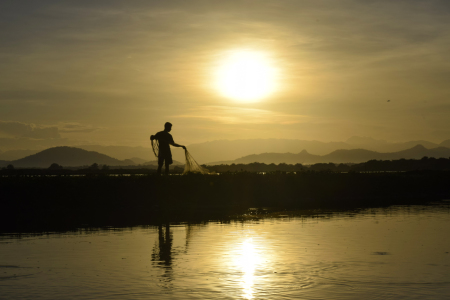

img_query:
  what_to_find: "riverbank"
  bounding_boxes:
[1,171,449,232]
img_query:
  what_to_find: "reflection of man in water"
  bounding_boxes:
[150,122,186,175]
[151,223,174,284]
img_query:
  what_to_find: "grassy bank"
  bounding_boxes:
[1,171,449,232]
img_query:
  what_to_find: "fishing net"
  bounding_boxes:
[151,135,209,174]
[183,150,210,174]
[150,136,159,157]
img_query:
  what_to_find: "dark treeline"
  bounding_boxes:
[2,156,450,176]
[350,157,450,172]
[0,162,168,176]
[0,167,158,176]
[207,162,306,173]
[207,162,334,173]
[207,156,450,173]
[1,171,450,232]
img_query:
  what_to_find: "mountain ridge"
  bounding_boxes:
[207,144,450,165]
[1,137,449,165]
[0,146,185,168]
[1,147,136,168]
[2,144,450,168]
[176,137,447,163]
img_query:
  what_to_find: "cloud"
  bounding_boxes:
[173,106,308,125]
[58,123,100,133]
[0,120,102,151]
[1,0,450,146]
[0,121,60,139]
[0,120,100,138]
[0,137,69,152]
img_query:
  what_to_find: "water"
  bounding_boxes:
[1,204,450,299]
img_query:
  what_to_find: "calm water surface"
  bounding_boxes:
[1,204,450,299]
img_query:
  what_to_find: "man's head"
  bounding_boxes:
[164,122,172,132]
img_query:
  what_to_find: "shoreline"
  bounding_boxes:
[1,171,449,232]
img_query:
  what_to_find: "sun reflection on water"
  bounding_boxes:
[237,238,260,299]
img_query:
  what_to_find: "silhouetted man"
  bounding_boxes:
[150,122,186,175]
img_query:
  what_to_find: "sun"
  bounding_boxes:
[215,50,278,102]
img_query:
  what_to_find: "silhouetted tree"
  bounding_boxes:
[337,163,351,172]
[48,163,63,170]
[89,163,99,170]
[6,164,14,170]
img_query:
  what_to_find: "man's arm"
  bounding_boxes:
[170,142,186,150]
[168,134,186,149]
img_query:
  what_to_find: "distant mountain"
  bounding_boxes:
[2,137,448,165]
[0,149,40,161]
[0,137,69,152]
[178,137,447,164]
[210,145,450,165]
[344,137,440,152]
[128,157,148,165]
[440,139,450,148]
[176,139,352,164]
[143,160,184,166]
[394,140,440,150]
[1,147,139,168]
[390,144,450,159]
[222,150,317,165]
[0,145,157,162]
[78,145,154,161]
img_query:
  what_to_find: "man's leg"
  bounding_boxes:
[164,161,170,175]
[165,155,173,175]
[157,157,164,175]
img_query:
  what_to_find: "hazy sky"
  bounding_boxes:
[1,0,449,150]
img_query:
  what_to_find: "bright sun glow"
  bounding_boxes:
[215,50,277,102]
[237,238,260,299]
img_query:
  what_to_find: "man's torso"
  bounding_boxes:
[155,131,174,157]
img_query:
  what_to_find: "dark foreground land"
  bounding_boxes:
[1,171,450,232]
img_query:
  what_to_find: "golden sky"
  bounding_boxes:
[1,0,450,149]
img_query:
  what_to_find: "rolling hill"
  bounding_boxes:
[440,139,450,148]
[2,137,450,166]
[2,137,449,165]
[0,149,40,161]
[1,147,136,168]
[176,138,446,164]
[209,145,450,165]
[78,145,154,161]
